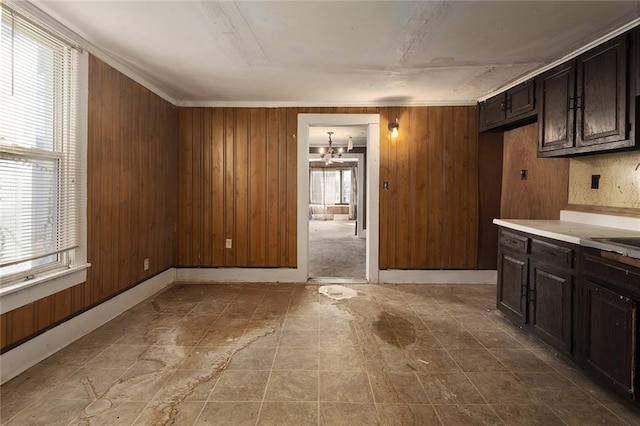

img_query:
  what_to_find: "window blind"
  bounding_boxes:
[0,4,81,278]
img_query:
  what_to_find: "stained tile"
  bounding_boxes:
[368,372,429,404]
[196,402,260,425]
[448,348,507,373]
[492,404,564,425]
[258,402,318,425]
[70,401,148,425]
[279,329,318,348]
[490,349,554,373]
[226,345,277,370]
[376,403,441,425]
[42,367,126,402]
[209,370,270,401]
[273,346,318,371]
[264,371,319,402]
[549,404,627,425]
[5,398,86,426]
[406,349,461,373]
[319,345,365,371]
[434,404,502,426]
[153,369,219,402]
[84,344,148,369]
[515,372,597,405]
[320,402,378,425]
[319,371,373,403]
[418,373,485,404]
[467,372,541,405]
[134,400,205,425]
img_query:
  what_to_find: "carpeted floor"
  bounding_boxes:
[308,220,366,279]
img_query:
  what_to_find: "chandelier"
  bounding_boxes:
[319,131,343,165]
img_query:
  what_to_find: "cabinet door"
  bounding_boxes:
[576,36,628,148]
[482,94,507,130]
[529,263,573,354]
[537,62,575,152]
[583,280,635,396]
[506,80,535,119]
[497,252,528,324]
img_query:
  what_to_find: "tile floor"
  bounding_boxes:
[2,282,640,425]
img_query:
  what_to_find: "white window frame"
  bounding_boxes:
[0,4,88,314]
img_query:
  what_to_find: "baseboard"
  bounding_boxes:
[0,268,176,385]
[176,267,306,283]
[379,269,497,284]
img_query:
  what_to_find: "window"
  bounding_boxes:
[0,5,85,292]
[309,168,353,205]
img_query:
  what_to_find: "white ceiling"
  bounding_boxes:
[31,0,640,106]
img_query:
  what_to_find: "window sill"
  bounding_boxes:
[0,265,88,314]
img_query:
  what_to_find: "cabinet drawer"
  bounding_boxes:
[583,253,640,300]
[531,239,573,268]
[499,230,529,254]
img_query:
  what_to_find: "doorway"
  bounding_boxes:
[297,114,380,283]
[308,153,365,279]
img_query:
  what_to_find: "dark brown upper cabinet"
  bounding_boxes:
[479,79,536,132]
[537,33,636,157]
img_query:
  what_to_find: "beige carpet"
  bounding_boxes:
[308,220,366,279]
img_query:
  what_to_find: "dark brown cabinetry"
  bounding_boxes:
[496,229,575,354]
[578,250,640,399]
[479,80,536,132]
[537,34,635,157]
[497,229,529,324]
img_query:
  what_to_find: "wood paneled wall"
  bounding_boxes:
[177,106,480,270]
[501,123,569,219]
[379,106,479,269]
[1,56,178,351]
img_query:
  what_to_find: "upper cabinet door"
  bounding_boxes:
[506,80,535,119]
[576,36,628,148]
[537,62,576,153]
[482,93,507,129]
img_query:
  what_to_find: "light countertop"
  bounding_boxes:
[493,210,640,259]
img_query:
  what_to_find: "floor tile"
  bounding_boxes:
[433,404,502,426]
[490,349,554,373]
[264,370,319,402]
[406,349,461,373]
[42,367,126,402]
[134,400,205,425]
[71,400,148,425]
[418,373,485,404]
[549,404,627,425]
[376,403,441,425]
[448,348,508,373]
[467,372,541,405]
[273,346,319,371]
[153,369,218,402]
[209,370,270,401]
[319,345,365,371]
[492,404,564,425]
[196,401,261,425]
[368,371,429,404]
[515,372,597,405]
[5,398,86,426]
[319,371,373,403]
[319,402,378,425]
[258,402,318,425]
[279,329,318,348]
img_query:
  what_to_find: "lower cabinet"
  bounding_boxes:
[582,279,635,396]
[497,251,527,325]
[497,227,640,403]
[497,228,575,355]
[529,262,573,354]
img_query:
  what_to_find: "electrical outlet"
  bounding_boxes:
[225,239,232,249]
[144,258,149,271]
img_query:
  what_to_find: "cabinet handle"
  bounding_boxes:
[506,97,512,112]
[576,96,582,109]
[568,96,574,111]
[500,101,505,112]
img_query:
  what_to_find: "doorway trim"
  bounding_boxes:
[297,114,380,283]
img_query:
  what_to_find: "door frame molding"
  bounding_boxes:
[297,114,380,282]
